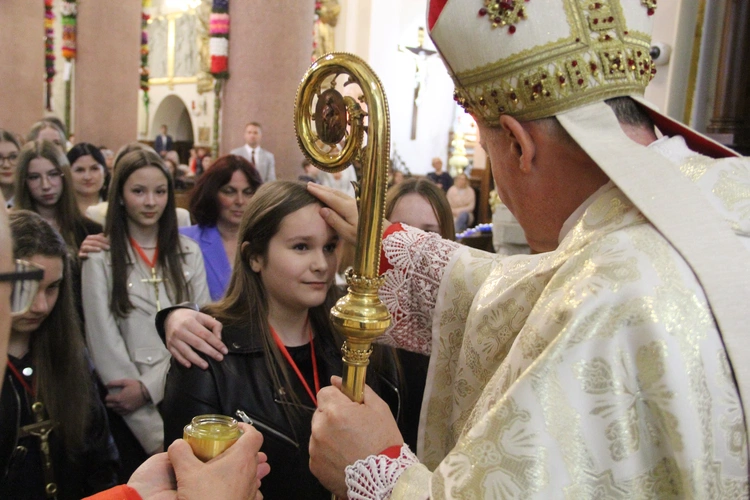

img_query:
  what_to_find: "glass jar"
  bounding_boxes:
[183,414,243,462]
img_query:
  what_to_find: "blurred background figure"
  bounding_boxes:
[426,157,453,191]
[99,147,115,177]
[446,172,475,232]
[299,158,322,184]
[0,130,21,208]
[27,121,67,154]
[319,165,356,197]
[181,155,262,300]
[153,125,173,158]
[67,143,110,216]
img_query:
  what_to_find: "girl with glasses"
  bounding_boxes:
[1,210,118,499]
[82,150,209,468]
[0,131,21,208]
[14,140,103,255]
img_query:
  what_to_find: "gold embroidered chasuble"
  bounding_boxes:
[379,140,750,498]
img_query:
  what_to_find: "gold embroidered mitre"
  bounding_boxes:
[427,0,658,123]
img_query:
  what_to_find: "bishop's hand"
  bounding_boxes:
[309,376,404,498]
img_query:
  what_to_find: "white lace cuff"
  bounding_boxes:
[379,224,462,354]
[344,444,420,500]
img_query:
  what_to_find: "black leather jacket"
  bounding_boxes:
[162,321,401,500]
[0,353,119,500]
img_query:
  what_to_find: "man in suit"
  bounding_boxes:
[154,125,173,158]
[230,122,276,182]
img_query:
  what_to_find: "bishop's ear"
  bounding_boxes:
[499,115,536,173]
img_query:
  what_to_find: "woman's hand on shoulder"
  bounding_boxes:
[165,309,227,369]
[78,233,110,259]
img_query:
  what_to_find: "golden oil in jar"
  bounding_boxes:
[183,414,243,462]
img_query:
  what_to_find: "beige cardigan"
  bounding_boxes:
[82,235,209,454]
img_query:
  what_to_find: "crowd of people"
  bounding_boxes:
[0,113,463,499]
[2,0,750,498]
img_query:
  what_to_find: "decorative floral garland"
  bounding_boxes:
[209,0,230,78]
[44,0,56,110]
[61,1,77,60]
[141,0,151,106]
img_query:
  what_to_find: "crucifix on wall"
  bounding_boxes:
[399,28,437,140]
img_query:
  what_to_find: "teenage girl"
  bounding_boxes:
[1,210,118,499]
[14,140,102,254]
[82,150,209,461]
[162,181,400,499]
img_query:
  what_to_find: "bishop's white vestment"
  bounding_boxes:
[366,136,750,499]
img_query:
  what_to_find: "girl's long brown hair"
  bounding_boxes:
[9,210,91,450]
[105,150,189,317]
[14,140,90,252]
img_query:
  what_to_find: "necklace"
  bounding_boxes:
[130,237,163,310]
[269,316,320,406]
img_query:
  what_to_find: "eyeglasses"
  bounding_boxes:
[0,259,44,317]
[26,170,64,186]
[0,154,18,165]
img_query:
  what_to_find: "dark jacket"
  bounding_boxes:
[162,321,401,500]
[0,353,119,500]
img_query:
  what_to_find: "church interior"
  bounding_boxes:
[1,1,750,497]
[1,1,747,236]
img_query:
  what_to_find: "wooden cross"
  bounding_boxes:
[141,267,164,311]
[19,402,59,498]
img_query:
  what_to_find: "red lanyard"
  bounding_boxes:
[270,318,320,407]
[129,237,159,267]
[6,360,35,398]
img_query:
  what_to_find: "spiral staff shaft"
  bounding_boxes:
[294,53,391,403]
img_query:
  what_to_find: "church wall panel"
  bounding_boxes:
[75,1,142,151]
[0,1,44,136]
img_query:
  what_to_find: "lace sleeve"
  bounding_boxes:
[378,225,462,354]
[345,445,423,500]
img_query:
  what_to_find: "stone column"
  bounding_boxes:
[221,1,314,180]
[707,0,750,155]
[75,1,142,151]
[0,2,44,136]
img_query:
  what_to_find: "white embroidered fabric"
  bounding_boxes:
[345,444,420,500]
[378,225,461,355]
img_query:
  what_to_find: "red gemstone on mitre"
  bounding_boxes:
[558,75,566,83]
[532,82,543,93]
[508,25,516,34]
[577,78,584,85]
[479,7,487,16]
[648,8,655,15]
